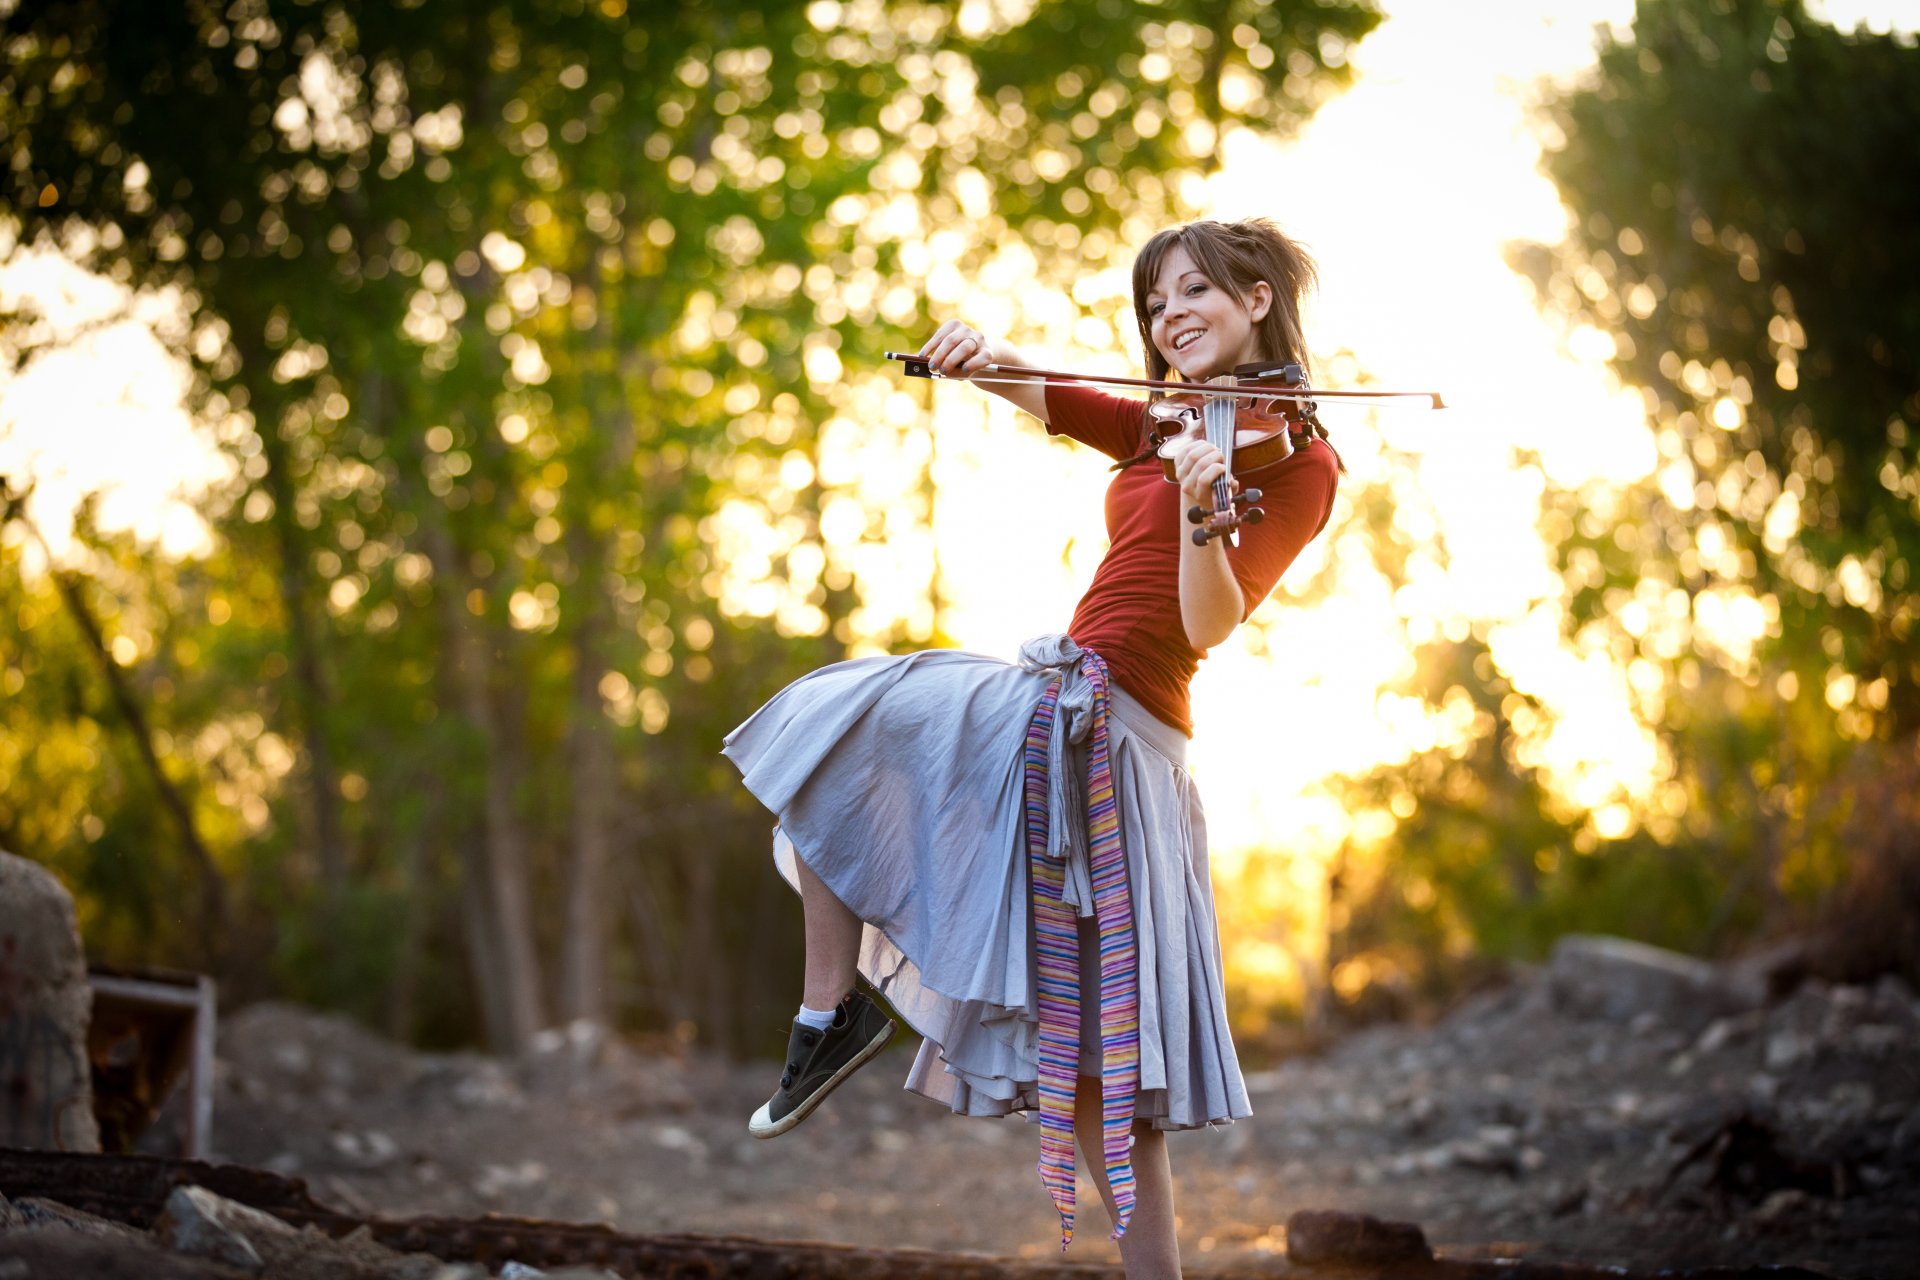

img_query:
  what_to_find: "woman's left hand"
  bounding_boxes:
[1170,437,1238,510]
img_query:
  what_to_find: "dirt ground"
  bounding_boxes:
[200,957,1920,1279]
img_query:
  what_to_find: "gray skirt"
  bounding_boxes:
[722,635,1251,1130]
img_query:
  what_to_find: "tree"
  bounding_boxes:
[1516,0,1919,734]
[1501,0,1919,947]
[2,0,1382,1048]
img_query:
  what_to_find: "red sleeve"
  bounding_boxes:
[1223,441,1339,617]
[1043,382,1150,462]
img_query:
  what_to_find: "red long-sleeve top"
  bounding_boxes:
[1044,381,1339,736]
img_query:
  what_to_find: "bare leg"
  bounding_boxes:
[797,855,861,1010]
[1076,1077,1181,1279]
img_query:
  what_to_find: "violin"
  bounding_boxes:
[1146,361,1317,546]
[884,352,1445,547]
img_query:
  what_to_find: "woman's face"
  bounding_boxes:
[1143,244,1272,381]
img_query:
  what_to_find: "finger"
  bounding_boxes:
[929,328,967,362]
[1188,462,1226,497]
[1178,447,1220,481]
[917,320,959,358]
[933,331,978,374]
[923,321,979,365]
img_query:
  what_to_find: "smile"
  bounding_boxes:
[1172,329,1206,351]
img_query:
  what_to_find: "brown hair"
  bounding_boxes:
[1131,218,1317,383]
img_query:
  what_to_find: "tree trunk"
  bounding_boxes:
[681,835,719,1047]
[560,535,615,1025]
[424,522,547,1052]
[228,326,346,903]
[620,849,688,1026]
[559,279,638,1027]
[21,546,230,956]
[384,781,442,1044]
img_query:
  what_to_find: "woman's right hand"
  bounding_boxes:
[914,321,1052,424]
[917,319,996,379]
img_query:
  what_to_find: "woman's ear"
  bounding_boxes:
[1245,280,1273,323]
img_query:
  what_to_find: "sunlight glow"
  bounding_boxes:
[925,0,1665,867]
[0,242,232,564]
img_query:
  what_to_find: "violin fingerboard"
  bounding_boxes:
[1204,384,1236,509]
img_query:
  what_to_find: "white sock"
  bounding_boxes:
[796,1002,837,1029]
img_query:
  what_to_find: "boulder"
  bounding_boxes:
[0,852,101,1152]
[159,1185,456,1280]
[1285,1208,1433,1267]
[1547,934,1754,1032]
[157,1186,283,1275]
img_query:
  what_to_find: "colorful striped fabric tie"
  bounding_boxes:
[1023,648,1140,1249]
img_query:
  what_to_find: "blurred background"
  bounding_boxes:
[2,0,1915,1063]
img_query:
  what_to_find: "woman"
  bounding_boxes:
[723,218,1340,1278]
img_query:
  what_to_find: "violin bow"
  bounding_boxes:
[883,352,1446,409]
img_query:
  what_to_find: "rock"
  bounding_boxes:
[160,1185,454,1280]
[0,852,102,1152]
[0,1228,261,1280]
[1693,1012,1757,1055]
[1764,1030,1816,1071]
[1547,934,1754,1031]
[1285,1209,1433,1267]
[1724,936,1816,1003]
[11,1196,145,1242]
[496,1266,620,1280]
[158,1186,288,1275]
[1749,1187,1813,1227]
[1870,972,1920,1024]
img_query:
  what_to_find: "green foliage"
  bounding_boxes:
[1322,0,1919,1015]
[0,0,1381,1048]
[1516,0,1920,734]
[1326,636,1758,1016]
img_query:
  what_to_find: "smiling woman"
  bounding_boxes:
[721,216,1346,1280]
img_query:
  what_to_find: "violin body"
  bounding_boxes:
[1148,392,1300,482]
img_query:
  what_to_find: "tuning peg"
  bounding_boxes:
[1187,504,1207,525]
[1234,487,1263,508]
[1242,506,1265,525]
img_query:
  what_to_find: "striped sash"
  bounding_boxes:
[1023,648,1139,1249]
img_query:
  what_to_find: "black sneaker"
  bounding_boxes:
[748,991,896,1138]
